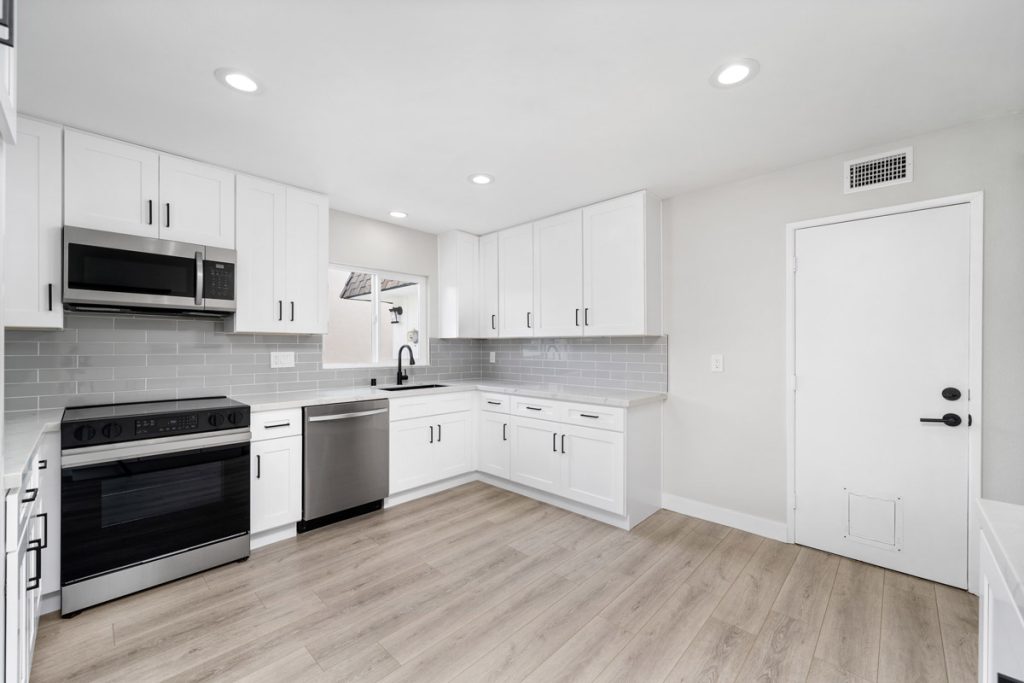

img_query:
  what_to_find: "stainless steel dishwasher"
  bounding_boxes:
[299,399,389,532]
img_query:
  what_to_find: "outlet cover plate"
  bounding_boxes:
[271,351,295,369]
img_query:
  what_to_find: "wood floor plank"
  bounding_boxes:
[734,610,819,682]
[935,584,979,683]
[814,558,884,682]
[685,527,764,596]
[806,657,874,683]
[522,615,635,683]
[877,574,947,683]
[772,546,840,627]
[663,616,756,683]
[712,537,800,634]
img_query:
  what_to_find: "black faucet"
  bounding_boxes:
[397,345,415,385]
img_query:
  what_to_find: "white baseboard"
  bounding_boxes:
[478,474,631,530]
[384,473,479,508]
[41,591,61,616]
[661,493,788,542]
[251,524,296,550]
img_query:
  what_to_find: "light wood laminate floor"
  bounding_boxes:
[32,482,977,682]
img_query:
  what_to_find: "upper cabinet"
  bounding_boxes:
[4,117,63,329]
[436,190,662,339]
[158,155,235,248]
[64,130,159,238]
[230,176,328,335]
[65,130,235,248]
[498,223,535,337]
[438,231,479,338]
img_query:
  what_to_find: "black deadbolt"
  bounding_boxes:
[941,387,962,401]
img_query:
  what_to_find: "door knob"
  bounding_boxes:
[941,387,962,401]
[920,413,962,427]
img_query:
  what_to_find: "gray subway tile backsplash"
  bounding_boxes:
[4,314,666,412]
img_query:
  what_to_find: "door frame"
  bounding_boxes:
[785,192,984,591]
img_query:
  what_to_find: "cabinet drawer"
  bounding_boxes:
[564,404,624,432]
[251,408,303,441]
[479,393,510,414]
[510,396,566,421]
[389,392,473,421]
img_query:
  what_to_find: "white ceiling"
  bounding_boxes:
[18,0,1024,234]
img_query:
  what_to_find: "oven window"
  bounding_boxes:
[67,243,197,298]
[101,462,225,528]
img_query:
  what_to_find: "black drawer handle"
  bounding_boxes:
[526,406,542,412]
[580,414,600,419]
[264,421,291,429]
[487,401,501,405]
[21,488,38,504]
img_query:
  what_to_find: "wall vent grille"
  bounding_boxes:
[844,147,913,193]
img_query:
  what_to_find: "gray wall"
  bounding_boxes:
[663,113,1024,522]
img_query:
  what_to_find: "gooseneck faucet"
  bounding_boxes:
[397,345,415,385]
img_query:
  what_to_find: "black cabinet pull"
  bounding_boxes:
[278,300,283,321]
[491,314,496,330]
[575,308,580,326]
[552,433,557,452]
[429,425,434,444]
[264,421,290,429]
[561,434,566,454]
[165,202,171,228]
[21,488,38,504]
[437,424,442,442]
[37,513,48,549]
[584,308,590,326]
[527,312,532,328]
[27,539,42,591]
[487,401,501,405]
[48,283,53,312]
[526,406,541,411]
[291,301,295,321]
[502,423,508,441]
[147,199,154,225]
[580,414,599,419]
[39,459,47,470]
[256,454,261,479]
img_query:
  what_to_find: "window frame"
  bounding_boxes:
[322,264,429,369]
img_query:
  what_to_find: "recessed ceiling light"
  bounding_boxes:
[710,58,759,88]
[469,174,494,185]
[214,68,261,94]
[389,210,408,219]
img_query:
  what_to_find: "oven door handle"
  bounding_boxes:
[61,428,251,469]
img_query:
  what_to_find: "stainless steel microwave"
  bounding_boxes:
[63,227,236,315]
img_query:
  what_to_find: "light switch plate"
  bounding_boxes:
[271,351,295,369]
[489,351,496,363]
[710,354,724,372]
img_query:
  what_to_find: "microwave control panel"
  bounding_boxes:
[203,261,235,300]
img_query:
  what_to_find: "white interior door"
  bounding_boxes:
[794,202,972,588]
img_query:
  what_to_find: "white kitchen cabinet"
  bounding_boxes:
[157,154,235,248]
[251,435,303,534]
[498,223,534,337]
[37,434,60,598]
[5,451,44,683]
[559,423,624,514]
[438,230,480,338]
[478,412,511,479]
[582,191,662,336]
[4,117,63,328]
[979,524,1024,683]
[389,403,474,495]
[509,416,561,495]
[230,179,328,334]
[533,209,583,337]
[64,129,159,238]
[478,232,500,337]
[434,413,473,481]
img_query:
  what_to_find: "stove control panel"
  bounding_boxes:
[135,413,200,436]
[61,405,250,449]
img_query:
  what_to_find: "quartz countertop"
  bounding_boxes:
[2,409,62,490]
[978,498,1024,620]
[243,380,667,412]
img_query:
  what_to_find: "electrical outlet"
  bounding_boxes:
[270,351,295,369]
[489,351,496,363]
[710,354,724,372]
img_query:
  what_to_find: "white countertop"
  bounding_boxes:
[2,382,665,491]
[979,498,1024,619]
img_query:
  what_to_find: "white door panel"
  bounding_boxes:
[509,417,559,494]
[533,209,583,337]
[794,203,971,587]
[478,412,511,479]
[234,176,287,332]
[479,233,500,337]
[251,436,302,533]
[158,155,235,248]
[582,193,646,335]
[560,424,624,514]
[498,223,534,337]
[284,187,328,334]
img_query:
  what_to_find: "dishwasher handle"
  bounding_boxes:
[307,408,389,423]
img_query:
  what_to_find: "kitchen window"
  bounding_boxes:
[322,265,427,368]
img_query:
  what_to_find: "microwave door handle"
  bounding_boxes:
[195,251,204,307]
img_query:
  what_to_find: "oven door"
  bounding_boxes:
[63,226,205,311]
[61,433,250,586]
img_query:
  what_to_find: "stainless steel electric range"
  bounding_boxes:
[59,397,251,616]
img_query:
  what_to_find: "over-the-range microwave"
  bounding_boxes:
[62,226,236,316]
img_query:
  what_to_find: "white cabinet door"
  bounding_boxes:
[478,232,500,337]
[251,435,302,533]
[533,209,583,337]
[389,417,436,494]
[498,223,534,337]
[582,192,646,336]
[158,155,235,248]
[509,416,560,494]
[284,187,328,334]
[38,434,60,596]
[559,423,624,514]
[5,117,63,328]
[478,412,511,479]
[438,231,480,339]
[434,412,473,480]
[233,175,287,333]
[64,129,159,238]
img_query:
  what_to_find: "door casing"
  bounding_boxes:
[785,192,983,593]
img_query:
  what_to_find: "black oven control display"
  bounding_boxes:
[135,414,200,436]
[203,261,235,300]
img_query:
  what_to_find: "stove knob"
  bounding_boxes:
[101,423,123,439]
[227,411,243,425]
[73,425,97,443]
[208,413,226,427]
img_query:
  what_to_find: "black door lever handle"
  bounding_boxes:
[920,413,962,427]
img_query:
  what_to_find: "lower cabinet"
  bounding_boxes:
[250,434,302,534]
[390,411,473,494]
[509,416,624,514]
[477,412,511,479]
[5,453,45,683]
[979,528,1024,682]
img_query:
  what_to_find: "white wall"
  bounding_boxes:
[663,114,1024,524]
[328,210,439,336]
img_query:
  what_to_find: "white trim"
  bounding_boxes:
[383,473,479,508]
[479,473,631,530]
[661,493,788,542]
[250,524,297,550]
[785,192,984,593]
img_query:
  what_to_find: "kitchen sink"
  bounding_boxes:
[377,384,449,392]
